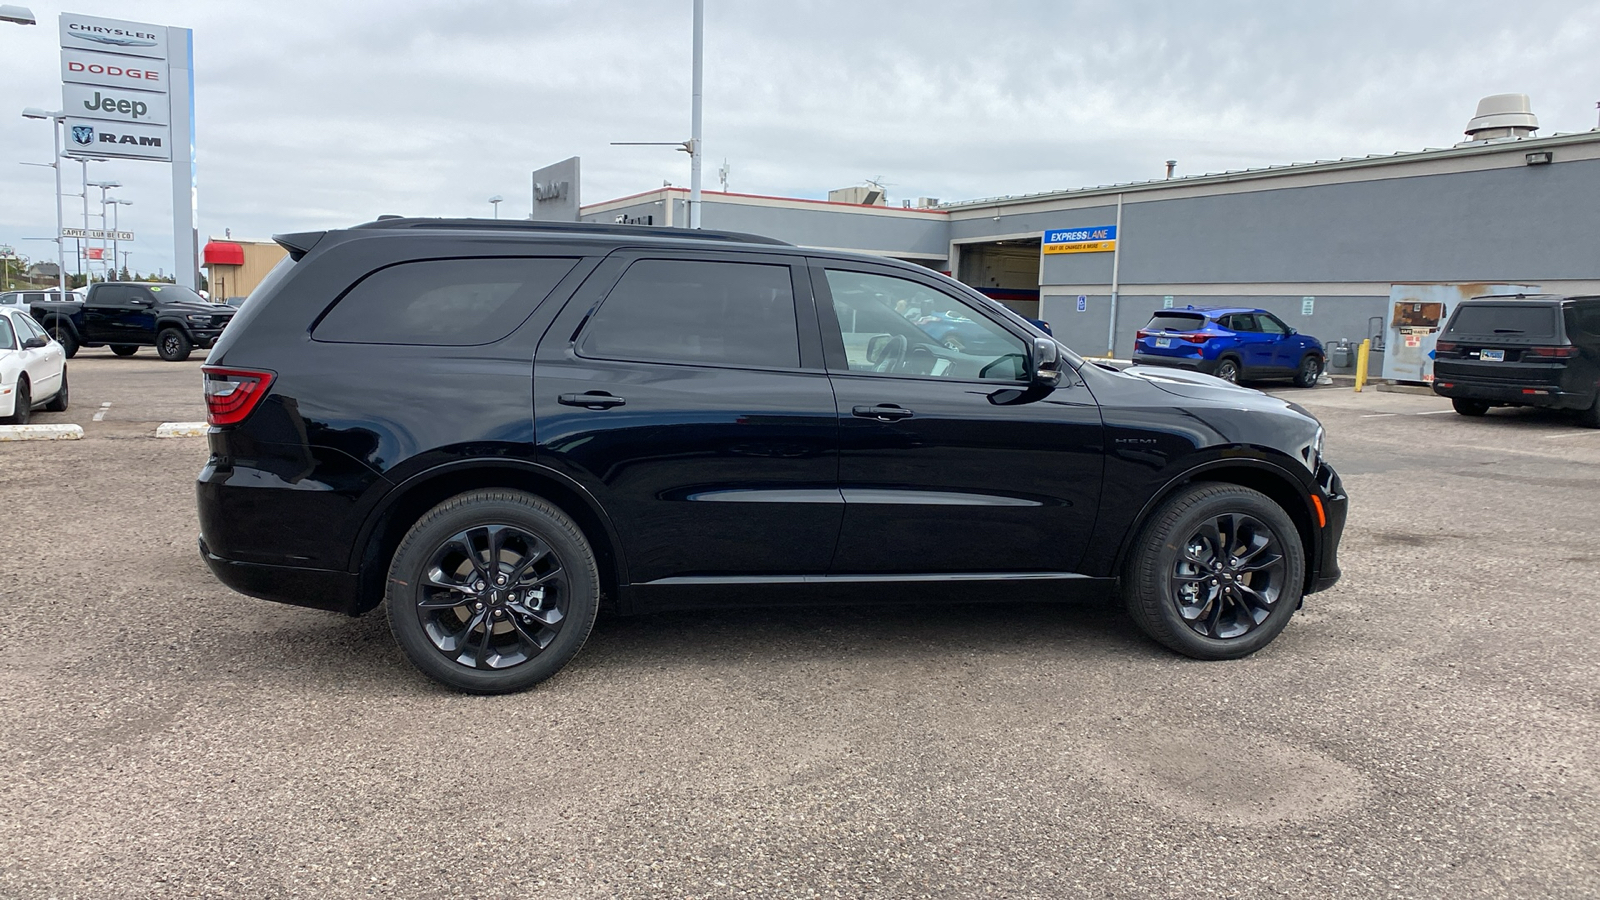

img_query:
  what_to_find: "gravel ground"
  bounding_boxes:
[2,353,1596,898]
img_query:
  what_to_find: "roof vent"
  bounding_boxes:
[1463,94,1538,142]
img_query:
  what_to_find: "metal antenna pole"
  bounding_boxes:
[689,0,703,229]
[52,118,65,298]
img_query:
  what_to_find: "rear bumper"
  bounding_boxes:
[1309,463,1347,594]
[1432,378,1592,410]
[199,537,361,615]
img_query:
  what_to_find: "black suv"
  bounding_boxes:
[1433,295,1600,426]
[197,219,1346,693]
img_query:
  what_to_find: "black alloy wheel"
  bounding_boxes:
[44,369,68,412]
[54,328,77,359]
[1213,358,1241,384]
[157,328,192,362]
[387,490,599,693]
[1294,354,1323,388]
[1452,398,1490,417]
[1122,483,1305,660]
[3,379,29,424]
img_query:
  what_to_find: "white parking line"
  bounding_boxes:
[1360,413,1399,418]
[1545,430,1600,440]
[1415,410,1456,415]
[92,401,112,422]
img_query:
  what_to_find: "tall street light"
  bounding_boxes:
[20,108,67,300]
[489,195,503,219]
[110,199,132,278]
[88,180,121,282]
[609,0,705,230]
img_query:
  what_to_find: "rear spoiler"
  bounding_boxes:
[273,231,326,261]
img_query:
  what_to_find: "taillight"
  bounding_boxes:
[1522,346,1577,359]
[202,366,275,426]
[1136,330,1152,340]
[1180,333,1211,344]
[1435,341,1458,353]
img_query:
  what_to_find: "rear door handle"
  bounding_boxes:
[558,392,626,409]
[852,404,913,421]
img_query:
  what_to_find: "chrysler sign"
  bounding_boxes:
[59,12,168,60]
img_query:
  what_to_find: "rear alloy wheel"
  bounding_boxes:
[3,379,30,425]
[44,369,68,412]
[1123,483,1305,660]
[1452,398,1490,417]
[110,345,138,357]
[387,489,600,694]
[156,328,192,362]
[1213,358,1241,384]
[1294,354,1323,388]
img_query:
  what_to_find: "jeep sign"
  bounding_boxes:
[63,84,171,125]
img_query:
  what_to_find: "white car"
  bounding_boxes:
[0,307,69,424]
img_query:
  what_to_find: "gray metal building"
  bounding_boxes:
[577,106,1600,372]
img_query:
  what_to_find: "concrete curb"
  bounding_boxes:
[0,423,85,441]
[155,422,208,438]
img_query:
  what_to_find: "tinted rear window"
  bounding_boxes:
[314,257,578,345]
[1446,305,1558,338]
[579,259,799,368]
[1144,312,1206,331]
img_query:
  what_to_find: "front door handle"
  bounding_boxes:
[558,392,626,409]
[852,404,913,421]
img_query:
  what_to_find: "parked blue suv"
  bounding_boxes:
[1133,306,1325,387]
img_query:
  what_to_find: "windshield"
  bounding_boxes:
[1446,304,1558,338]
[145,284,212,305]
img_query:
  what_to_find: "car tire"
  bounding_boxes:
[156,328,192,362]
[43,369,68,412]
[110,345,138,357]
[1213,357,1242,384]
[1293,354,1323,388]
[53,328,78,359]
[1577,391,1600,429]
[3,378,30,425]
[1452,398,1490,417]
[1122,482,1305,660]
[386,489,600,694]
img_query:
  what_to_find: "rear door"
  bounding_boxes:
[534,250,841,585]
[812,261,1104,575]
[83,284,145,343]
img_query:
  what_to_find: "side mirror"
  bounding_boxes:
[21,335,48,350]
[1031,336,1063,388]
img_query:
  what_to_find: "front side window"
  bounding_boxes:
[823,269,1027,381]
[315,257,578,345]
[1256,314,1288,335]
[579,259,800,368]
[0,316,15,350]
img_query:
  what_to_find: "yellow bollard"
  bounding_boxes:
[1353,338,1371,392]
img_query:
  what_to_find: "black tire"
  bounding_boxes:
[3,378,30,425]
[1213,357,1242,384]
[156,328,192,362]
[110,345,138,357]
[386,489,600,694]
[1577,391,1600,429]
[43,368,68,412]
[1452,398,1490,417]
[1293,354,1323,388]
[53,327,78,359]
[1122,482,1305,660]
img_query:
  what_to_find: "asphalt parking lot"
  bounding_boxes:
[3,351,1597,899]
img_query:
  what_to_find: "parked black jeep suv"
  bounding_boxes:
[197,219,1346,693]
[1433,294,1600,426]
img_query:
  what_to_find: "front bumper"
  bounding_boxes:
[1309,462,1347,594]
[1432,378,1592,411]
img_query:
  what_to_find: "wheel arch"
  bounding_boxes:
[349,460,629,617]
[38,314,79,339]
[1112,457,1321,593]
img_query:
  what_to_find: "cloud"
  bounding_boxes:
[2,0,1595,275]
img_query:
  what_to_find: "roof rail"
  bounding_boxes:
[348,217,792,246]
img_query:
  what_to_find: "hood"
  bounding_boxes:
[1115,364,1265,399]
[165,301,235,316]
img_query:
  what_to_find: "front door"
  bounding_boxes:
[811,263,1104,575]
[535,251,841,585]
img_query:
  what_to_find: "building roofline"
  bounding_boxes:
[940,130,1600,211]
[581,186,949,218]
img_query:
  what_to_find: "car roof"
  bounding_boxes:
[1456,293,1597,305]
[1150,306,1263,317]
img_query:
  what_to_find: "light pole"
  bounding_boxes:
[88,180,121,282]
[689,0,703,229]
[0,5,36,25]
[488,195,503,219]
[20,108,67,300]
[110,199,132,278]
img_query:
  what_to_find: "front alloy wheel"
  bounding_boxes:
[387,490,599,693]
[1170,513,1287,639]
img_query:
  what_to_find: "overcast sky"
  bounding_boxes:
[1,0,1596,277]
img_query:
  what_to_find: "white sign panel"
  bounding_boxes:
[64,83,170,125]
[59,13,167,60]
[61,47,168,93]
[62,228,134,240]
[63,118,172,161]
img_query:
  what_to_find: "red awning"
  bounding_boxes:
[203,241,245,266]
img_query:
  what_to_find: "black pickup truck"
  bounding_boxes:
[30,282,234,361]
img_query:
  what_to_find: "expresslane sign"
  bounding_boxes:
[64,84,170,125]
[1043,225,1117,254]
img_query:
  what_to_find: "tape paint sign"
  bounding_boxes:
[1043,225,1116,254]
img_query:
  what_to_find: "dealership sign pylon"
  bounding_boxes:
[59,12,197,289]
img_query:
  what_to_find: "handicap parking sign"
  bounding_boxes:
[1076,294,1087,312]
